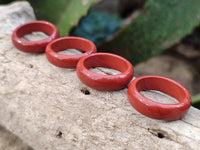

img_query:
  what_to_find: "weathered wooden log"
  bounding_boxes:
[0,2,200,150]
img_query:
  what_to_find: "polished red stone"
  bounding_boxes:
[45,36,97,68]
[127,75,191,121]
[76,53,134,91]
[12,20,59,53]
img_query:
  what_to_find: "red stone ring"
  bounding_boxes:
[76,53,134,91]
[12,20,59,53]
[127,75,191,121]
[45,36,97,68]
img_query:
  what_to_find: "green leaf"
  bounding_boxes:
[27,0,96,36]
[99,0,200,65]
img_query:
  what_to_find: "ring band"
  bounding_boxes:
[45,36,97,68]
[76,53,134,91]
[127,75,191,121]
[12,20,59,53]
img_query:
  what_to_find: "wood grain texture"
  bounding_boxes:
[0,2,200,150]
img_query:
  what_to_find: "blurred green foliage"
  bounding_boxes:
[71,12,122,45]
[1,0,200,63]
[99,0,200,65]
[27,0,96,36]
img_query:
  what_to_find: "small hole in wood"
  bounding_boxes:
[56,131,63,138]
[81,88,90,95]
[148,128,165,139]
[28,64,34,68]
[157,132,164,138]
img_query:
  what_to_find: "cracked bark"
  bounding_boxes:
[0,2,200,150]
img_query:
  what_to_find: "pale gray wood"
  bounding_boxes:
[0,2,200,150]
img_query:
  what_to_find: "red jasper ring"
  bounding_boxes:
[76,53,134,91]
[12,20,59,53]
[127,75,191,121]
[45,36,97,68]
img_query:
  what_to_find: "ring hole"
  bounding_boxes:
[140,90,179,104]
[58,49,83,55]
[83,54,129,75]
[90,67,121,75]
[22,32,49,41]
[81,88,90,95]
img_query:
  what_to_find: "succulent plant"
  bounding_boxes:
[70,11,122,45]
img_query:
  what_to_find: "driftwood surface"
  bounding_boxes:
[0,2,200,150]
